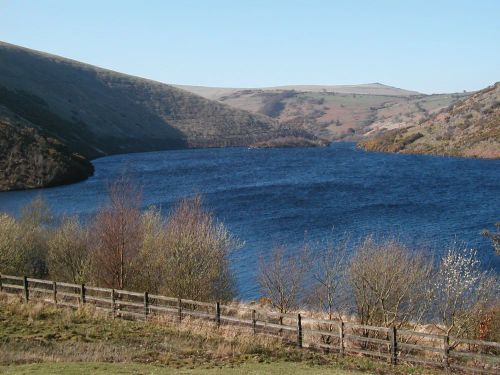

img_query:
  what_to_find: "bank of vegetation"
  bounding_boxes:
[1,176,498,340]
[0,177,499,372]
[358,83,500,159]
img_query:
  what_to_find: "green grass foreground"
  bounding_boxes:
[0,294,443,375]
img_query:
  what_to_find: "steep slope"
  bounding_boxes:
[358,83,500,159]
[0,106,93,190]
[0,41,306,159]
[175,84,468,140]
[0,42,323,191]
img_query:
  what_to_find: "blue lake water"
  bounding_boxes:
[1,142,499,299]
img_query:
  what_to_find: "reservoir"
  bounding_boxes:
[1,142,498,299]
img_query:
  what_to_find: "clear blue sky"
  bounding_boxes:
[1,0,499,93]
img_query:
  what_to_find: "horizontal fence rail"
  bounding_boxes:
[0,274,498,374]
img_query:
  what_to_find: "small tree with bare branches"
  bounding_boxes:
[89,175,142,289]
[348,236,433,328]
[432,244,498,337]
[306,235,351,347]
[310,235,350,322]
[258,246,308,321]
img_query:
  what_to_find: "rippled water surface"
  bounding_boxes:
[1,143,499,298]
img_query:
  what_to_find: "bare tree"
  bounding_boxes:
[432,244,498,337]
[310,235,350,321]
[349,236,433,328]
[258,245,308,320]
[89,175,142,289]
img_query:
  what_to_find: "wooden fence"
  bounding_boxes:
[1,274,498,374]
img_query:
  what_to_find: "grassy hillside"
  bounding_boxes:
[175,84,469,140]
[0,41,321,191]
[174,83,421,100]
[0,294,443,375]
[358,82,500,159]
[0,41,303,156]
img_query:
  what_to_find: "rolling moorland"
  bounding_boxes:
[0,40,498,192]
[358,82,500,159]
[0,41,322,191]
[177,82,500,158]
[175,83,470,141]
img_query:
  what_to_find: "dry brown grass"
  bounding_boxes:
[359,83,500,159]
[0,293,447,374]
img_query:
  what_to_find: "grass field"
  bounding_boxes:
[0,362,366,375]
[0,294,444,375]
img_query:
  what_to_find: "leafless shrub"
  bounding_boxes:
[127,206,167,293]
[19,196,53,227]
[348,236,433,328]
[258,245,308,319]
[158,195,238,302]
[476,303,500,342]
[0,213,26,275]
[309,235,350,321]
[47,216,90,284]
[0,197,52,277]
[432,243,499,337]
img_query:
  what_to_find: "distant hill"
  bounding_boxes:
[175,84,469,141]
[0,41,319,190]
[358,83,500,159]
[174,83,421,100]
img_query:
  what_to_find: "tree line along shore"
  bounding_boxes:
[0,175,498,344]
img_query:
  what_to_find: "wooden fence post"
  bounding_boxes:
[443,335,450,370]
[80,284,86,305]
[23,276,29,302]
[252,309,257,334]
[390,326,397,365]
[297,314,303,348]
[52,281,57,305]
[339,321,345,356]
[144,292,149,318]
[215,302,221,328]
[111,289,116,317]
[177,298,182,323]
